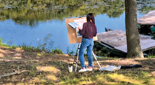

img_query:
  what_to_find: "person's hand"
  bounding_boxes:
[78,27,81,30]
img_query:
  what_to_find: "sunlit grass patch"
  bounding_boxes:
[29,77,46,83]
[149,78,155,85]
[77,78,93,85]
[14,53,22,57]
[16,83,27,85]
[108,73,143,84]
[147,71,155,77]
[0,53,4,57]
[36,66,60,74]
[37,53,44,56]
[13,57,22,59]
[15,47,24,52]
[95,74,117,85]
[60,76,93,85]
[46,74,59,81]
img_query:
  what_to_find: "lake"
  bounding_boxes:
[0,0,153,54]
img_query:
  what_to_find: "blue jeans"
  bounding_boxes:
[79,38,94,68]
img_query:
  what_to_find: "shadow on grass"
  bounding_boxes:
[0,46,155,84]
[0,46,71,84]
[135,58,155,71]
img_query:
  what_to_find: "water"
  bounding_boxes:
[0,0,153,53]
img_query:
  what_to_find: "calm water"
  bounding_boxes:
[0,0,153,53]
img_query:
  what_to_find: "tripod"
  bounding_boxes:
[74,43,101,72]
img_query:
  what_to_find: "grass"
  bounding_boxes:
[51,47,63,54]
[0,38,155,84]
[0,35,63,54]
[148,55,155,58]
[0,46,155,85]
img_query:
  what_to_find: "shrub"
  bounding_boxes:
[52,47,63,54]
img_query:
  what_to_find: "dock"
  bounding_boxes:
[96,30,155,54]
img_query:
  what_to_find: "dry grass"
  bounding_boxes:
[0,46,155,85]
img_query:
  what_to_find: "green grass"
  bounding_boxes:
[148,55,155,58]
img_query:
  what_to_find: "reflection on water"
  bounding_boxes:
[0,0,126,26]
[0,0,154,53]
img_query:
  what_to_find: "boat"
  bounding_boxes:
[105,27,113,32]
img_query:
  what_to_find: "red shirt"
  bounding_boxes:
[79,21,97,39]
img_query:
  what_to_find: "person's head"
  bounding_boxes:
[87,13,95,24]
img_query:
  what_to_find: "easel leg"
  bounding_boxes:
[92,51,101,68]
[75,43,81,72]
[75,53,79,72]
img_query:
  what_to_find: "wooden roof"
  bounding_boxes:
[97,30,155,53]
[137,10,155,25]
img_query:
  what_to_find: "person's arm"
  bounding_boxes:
[79,23,86,35]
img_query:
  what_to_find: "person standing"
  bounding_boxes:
[78,13,97,72]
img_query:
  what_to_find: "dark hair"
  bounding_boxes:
[87,13,95,24]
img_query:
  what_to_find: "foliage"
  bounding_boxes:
[137,0,155,14]
[20,44,41,52]
[51,47,63,54]
[37,34,53,53]
[0,0,153,27]
[11,45,17,49]
[17,34,54,52]
[148,55,155,58]
[67,47,75,56]
[0,33,56,53]
[51,45,63,54]
[0,38,18,49]
[0,0,125,27]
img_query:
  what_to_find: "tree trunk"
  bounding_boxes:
[125,0,144,58]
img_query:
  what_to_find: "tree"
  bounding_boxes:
[137,0,155,14]
[125,0,144,58]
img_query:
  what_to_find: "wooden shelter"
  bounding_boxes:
[96,30,155,55]
[137,10,155,25]
[137,10,155,34]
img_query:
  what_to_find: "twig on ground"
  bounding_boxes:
[0,70,29,79]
